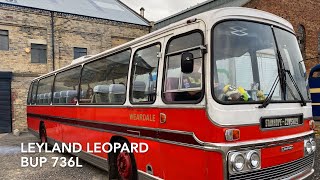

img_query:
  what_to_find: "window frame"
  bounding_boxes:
[37,75,55,105]
[210,19,311,105]
[161,29,205,104]
[78,48,132,105]
[52,65,82,105]
[31,80,39,105]
[27,81,34,105]
[74,47,88,59]
[129,42,162,105]
[31,43,47,64]
[0,29,9,51]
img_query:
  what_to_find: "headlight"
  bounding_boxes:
[310,139,316,152]
[230,153,245,171]
[305,141,312,154]
[246,150,260,169]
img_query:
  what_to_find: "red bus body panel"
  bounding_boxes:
[27,106,312,179]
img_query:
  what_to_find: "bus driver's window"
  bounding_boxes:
[163,31,204,103]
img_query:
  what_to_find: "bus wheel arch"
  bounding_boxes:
[108,136,138,180]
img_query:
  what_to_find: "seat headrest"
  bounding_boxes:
[53,92,61,98]
[39,94,44,99]
[66,90,77,96]
[94,85,110,93]
[60,91,68,97]
[133,81,146,92]
[109,84,126,94]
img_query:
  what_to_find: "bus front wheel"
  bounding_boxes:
[109,139,137,180]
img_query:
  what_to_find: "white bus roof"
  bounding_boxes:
[33,7,294,81]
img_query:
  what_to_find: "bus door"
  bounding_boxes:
[129,40,163,177]
[158,21,207,179]
[309,64,320,120]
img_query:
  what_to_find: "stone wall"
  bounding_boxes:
[0,5,149,131]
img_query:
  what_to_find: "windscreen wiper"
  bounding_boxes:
[258,75,279,108]
[284,69,307,106]
[259,49,306,108]
[276,48,307,106]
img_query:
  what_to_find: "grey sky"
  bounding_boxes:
[120,0,207,22]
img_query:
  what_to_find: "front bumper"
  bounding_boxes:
[228,154,315,180]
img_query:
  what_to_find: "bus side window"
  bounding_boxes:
[130,43,161,104]
[163,31,204,103]
[53,66,81,105]
[37,76,54,105]
[80,49,131,105]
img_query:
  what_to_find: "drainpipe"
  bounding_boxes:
[51,11,55,71]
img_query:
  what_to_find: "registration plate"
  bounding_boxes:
[260,114,303,129]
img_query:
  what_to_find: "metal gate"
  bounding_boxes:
[0,72,12,133]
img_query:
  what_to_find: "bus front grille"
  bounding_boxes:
[229,154,314,180]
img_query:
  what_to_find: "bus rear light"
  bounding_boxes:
[225,129,240,141]
[309,120,316,130]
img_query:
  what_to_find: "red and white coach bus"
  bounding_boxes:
[27,7,316,180]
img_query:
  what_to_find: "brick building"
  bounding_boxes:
[0,0,150,132]
[154,0,320,72]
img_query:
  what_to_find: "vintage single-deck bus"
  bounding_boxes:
[27,7,316,180]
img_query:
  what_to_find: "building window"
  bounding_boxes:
[0,30,9,50]
[297,24,306,59]
[31,44,47,63]
[74,47,87,59]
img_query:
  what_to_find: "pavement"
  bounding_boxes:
[0,130,319,180]
[0,133,108,180]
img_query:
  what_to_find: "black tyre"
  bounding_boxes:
[109,140,138,180]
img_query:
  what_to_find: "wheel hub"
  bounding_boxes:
[117,152,132,180]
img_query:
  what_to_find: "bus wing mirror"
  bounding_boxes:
[181,52,194,74]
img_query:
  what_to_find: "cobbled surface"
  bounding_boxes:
[0,133,108,180]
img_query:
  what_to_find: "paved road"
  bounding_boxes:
[0,133,108,180]
[0,132,319,180]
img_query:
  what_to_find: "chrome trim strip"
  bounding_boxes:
[46,137,109,172]
[138,170,163,180]
[298,168,314,180]
[194,130,314,153]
